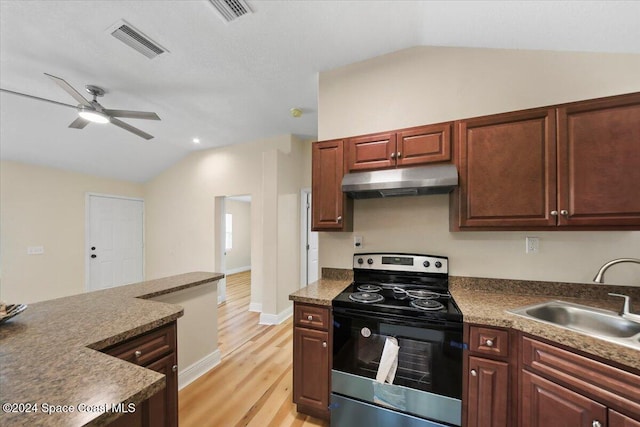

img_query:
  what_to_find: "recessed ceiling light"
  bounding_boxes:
[193,138,201,144]
[290,108,302,118]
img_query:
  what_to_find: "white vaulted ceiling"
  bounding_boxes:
[1,1,639,182]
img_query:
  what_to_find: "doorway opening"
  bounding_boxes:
[214,194,253,305]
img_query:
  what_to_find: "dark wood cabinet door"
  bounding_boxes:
[610,409,640,427]
[454,108,557,229]
[346,131,396,172]
[146,352,178,427]
[521,370,607,427]
[557,93,640,227]
[293,326,329,418]
[467,356,509,427]
[396,123,451,167]
[312,139,351,231]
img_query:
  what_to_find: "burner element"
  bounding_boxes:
[357,284,382,293]
[349,292,384,304]
[410,299,445,311]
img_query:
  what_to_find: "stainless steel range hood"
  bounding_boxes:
[341,164,458,199]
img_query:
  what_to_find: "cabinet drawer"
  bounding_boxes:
[469,326,509,357]
[295,304,330,330]
[105,323,176,367]
[522,336,640,418]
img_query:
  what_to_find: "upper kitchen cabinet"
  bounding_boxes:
[346,123,452,172]
[312,139,353,231]
[451,92,640,231]
[556,93,640,227]
[452,108,557,229]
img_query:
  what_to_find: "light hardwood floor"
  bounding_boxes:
[179,271,329,427]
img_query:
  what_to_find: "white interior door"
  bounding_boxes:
[306,192,319,284]
[87,194,144,291]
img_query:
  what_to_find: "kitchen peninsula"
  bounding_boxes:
[0,271,223,427]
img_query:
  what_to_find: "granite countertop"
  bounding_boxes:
[289,271,639,373]
[288,278,352,306]
[0,271,223,427]
[451,276,640,372]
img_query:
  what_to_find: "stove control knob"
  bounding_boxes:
[357,258,364,265]
[435,261,442,268]
[423,261,430,268]
[367,258,374,265]
[361,327,371,338]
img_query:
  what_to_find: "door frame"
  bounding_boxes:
[300,188,319,287]
[84,192,145,291]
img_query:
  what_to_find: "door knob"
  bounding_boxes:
[91,254,97,259]
[560,210,569,216]
[485,339,494,347]
[550,210,558,216]
[470,369,477,377]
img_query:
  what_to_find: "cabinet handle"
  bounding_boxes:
[172,365,178,373]
[560,209,569,216]
[134,350,142,358]
[322,341,327,348]
[485,339,494,347]
[550,210,558,216]
[307,315,313,321]
[396,152,401,158]
[470,369,477,377]
[592,421,602,427]
[337,216,342,222]
[391,152,396,159]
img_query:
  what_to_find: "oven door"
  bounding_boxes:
[332,307,463,426]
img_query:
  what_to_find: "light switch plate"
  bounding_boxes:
[354,236,363,249]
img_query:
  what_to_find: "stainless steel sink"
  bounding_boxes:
[508,300,640,350]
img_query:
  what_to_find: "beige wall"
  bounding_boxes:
[144,134,308,317]
[318,46,640,286]
[0,160,144,303]
[225,199,251,272]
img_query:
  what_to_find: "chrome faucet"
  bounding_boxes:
[608,293,640,323]
[593,258,640,283]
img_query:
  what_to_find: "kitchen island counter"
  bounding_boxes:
[0,271,223,427]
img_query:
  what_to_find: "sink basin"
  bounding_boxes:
[508,300,640,350]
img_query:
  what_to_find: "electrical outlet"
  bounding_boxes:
[27,246,44,255]
[525,237,539,254]
[354,236,363,249]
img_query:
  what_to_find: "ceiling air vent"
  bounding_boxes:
[110,20,167,59]
[209,0,252,23]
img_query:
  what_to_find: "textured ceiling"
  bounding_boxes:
[1,1,639,182]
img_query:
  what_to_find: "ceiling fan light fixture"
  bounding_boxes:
[78,107,110,124]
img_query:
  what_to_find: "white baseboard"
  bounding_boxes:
[249,302,262,313]
[259,305,293,325]
[178,349,221,390]
[226,265,251,275]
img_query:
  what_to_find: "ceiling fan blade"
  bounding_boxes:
[44,73,91,107]
[110,117,154,140]
[103,109,161,120]
[0,88,78,109]
[68,116,90,129]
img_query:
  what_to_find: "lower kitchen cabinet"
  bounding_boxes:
[293,302,331,420]
[464,324,514,427]
[104,321,178,427]
[467,356,509,427]
[521,370,606,427]
[520,336,640,426]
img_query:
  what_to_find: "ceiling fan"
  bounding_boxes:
[0,73,160,140]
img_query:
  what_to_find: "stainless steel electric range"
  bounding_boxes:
[331,253,464,427]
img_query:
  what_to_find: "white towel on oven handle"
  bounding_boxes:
[375,337,399,384]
